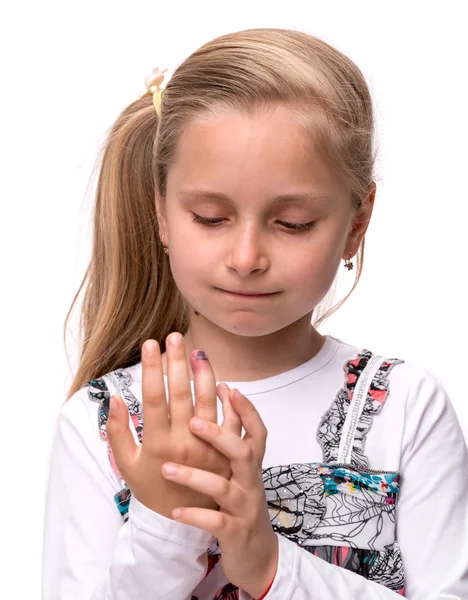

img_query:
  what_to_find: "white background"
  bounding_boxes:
[1,1,467,598]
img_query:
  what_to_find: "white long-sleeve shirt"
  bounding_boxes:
[42,335,468,599]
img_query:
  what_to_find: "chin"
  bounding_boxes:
[205,311,291,338]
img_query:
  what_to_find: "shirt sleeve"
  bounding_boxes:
[42,390,215,600]
[240,367,468,600]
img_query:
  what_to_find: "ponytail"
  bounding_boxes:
[63,96,188,401]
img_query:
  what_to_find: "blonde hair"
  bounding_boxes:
[64,27,376,401]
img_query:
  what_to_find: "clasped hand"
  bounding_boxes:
[106,332,278,598]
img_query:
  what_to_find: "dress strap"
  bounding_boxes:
[336,354,385,464]
[317,349,404,469]
[86,368,142,492]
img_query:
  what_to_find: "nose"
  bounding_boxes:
[225,223,270,277]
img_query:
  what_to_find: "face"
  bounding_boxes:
[156,105,373,338]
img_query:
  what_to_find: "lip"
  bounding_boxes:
[217,288,280,298]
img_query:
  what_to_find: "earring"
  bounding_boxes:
[344,253,354,270]
[160,237,169,255]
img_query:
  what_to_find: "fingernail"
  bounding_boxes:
[163,462,178,475]
[191,417,206,431]
[168,333,182,346]
[144,340,158,354]
[172,508,182,519]
[195,350,208,360]
[219,383,229,390]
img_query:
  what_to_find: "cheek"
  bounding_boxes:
[168,239,212,291]
[286,240,343,295]
[291,242,341,275]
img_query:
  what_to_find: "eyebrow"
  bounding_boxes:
[178,189,332,205]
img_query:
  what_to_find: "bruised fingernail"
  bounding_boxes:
[191,417,206,431]
[195,350,208,360]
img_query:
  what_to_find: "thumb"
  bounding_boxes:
[106,394,139,480]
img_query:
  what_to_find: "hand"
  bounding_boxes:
[106,332,242,519]
[161,387,278,598]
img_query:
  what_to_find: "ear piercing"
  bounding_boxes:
[344,253,354,270]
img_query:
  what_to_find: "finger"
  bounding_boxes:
[141,339,169,434]
[190,350,218,423]
[171,506,227,539]
[229,389,267,466]
[162,462,239,514]
[106,394,139,480]
[218,384,242,436]
[166,332,194,427]
[189,417,260,486]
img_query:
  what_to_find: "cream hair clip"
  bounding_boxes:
[142,66,167,116]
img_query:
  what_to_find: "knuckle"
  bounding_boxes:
[145,438,162,458]
[177,447,191,465]
[171,438,191,465]
[169,384,190,400]
[219,478,230,497]
[105,420,120,440]
[239,444,254,462]
[196,393,214,409]
[143,433,173,460]
[216,511,228,529]
[105,419,115,436]
[144,389,166,405]
[212,455,231,478]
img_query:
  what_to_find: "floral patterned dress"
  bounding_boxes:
[86,348,405,598]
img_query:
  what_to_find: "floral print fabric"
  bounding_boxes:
[317,350,404,469]
[86,347,406,596]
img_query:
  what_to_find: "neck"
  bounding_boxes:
[179,309,325,383]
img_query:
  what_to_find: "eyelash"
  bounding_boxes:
[191,214,315,232]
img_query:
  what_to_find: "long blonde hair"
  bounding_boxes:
[64,27,375,400]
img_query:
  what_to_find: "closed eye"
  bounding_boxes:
[192,215,224,225]
[191,214,315,233]
[277,220,315,232]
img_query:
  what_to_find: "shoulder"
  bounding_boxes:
[79,362,144,450]
[374,350,453,420]
[380,359,468,475]
[81,362,143,416]
[52,363,142,491]
[58,384,98,435]
[332,338,443,395]
[52,381,122,490]
[337,337,466,456]
[377,346,462,445]
[331,335,455,416]
[389,360,464,452]
[92,363,143,401]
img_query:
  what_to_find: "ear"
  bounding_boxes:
[343,182,376,260]
[155,191,168,244]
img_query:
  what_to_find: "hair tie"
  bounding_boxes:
[143,66,167,117]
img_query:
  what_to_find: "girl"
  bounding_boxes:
[42,28,468,599]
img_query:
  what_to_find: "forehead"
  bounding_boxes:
[166,106,346,203]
